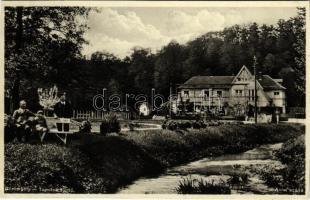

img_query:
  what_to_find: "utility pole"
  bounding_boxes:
[253,56,258,124]
[169,83,172,118]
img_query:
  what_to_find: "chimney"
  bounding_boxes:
[274,79,283,84]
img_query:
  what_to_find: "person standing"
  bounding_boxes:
[12,100,35,142]
[53,93,73,118]
[53,93,73,132]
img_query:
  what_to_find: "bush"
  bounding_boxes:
[79,120,92,133]
[128,124,303,167]
[256,134,305,194]
[128,123,135,131]
[166,121,178,131]
[5,136,163,193]
[192,121,201,129]
[176,176,231,194]
[192,120,207,129]
[258,166,283,191]
[178,121,192,130]
[227,172,249,189]
[162,120,247,131]
[175,176,196,194]
[276,135,305,193]
[100,114,121,134]
[197,179,231,194]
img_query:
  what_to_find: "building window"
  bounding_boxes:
[204,90,209,97]
[248,89,255,100]
[237,78,241,81]
[235,90,242,96]
[274,91,279,96]
[217,91,222,97]
[184,90,189,96]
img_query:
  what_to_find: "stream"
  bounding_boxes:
[118,143,283,194]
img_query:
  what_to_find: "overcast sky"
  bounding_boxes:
[81,7,298,58]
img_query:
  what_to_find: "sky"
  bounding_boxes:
[81,7,298,59]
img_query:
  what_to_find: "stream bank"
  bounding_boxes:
[118,143,283,194]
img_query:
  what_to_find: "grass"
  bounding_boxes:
[5,123,304,193]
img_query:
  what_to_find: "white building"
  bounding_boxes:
[178,65,286,115]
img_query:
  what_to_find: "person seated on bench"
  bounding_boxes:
[5,114,16,143]
[53,93,73,132]
[12,100,36,142]
[34,110,48,141]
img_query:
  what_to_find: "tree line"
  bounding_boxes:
[5,7,305,113]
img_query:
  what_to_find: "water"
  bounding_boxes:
[118,143,283,194]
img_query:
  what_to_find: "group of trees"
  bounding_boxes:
[5,7,90,112]
[5,7,306,113]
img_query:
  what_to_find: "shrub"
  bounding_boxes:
[276,134,305,193]
[79,120,92,133]
[100,114,121,135]
[163,120,206,130]
[5,136,163,193]
[227,172,249,189]
[178,121,192,130]
[256,134,305,194]
[176,176,231,194]
[161,120,167,129]
[166,121,178,131]
[175,176,197,194]
[192,121,201,129]
[184,121,192,129]
[128,123,135,131]
[258,167,283,191]
[162,120,248,131]
[129,124,303,168]
[197,179,231,194]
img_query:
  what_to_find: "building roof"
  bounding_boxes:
[179,76,234,89]
[179,74,286,90]
[258,75,286,90]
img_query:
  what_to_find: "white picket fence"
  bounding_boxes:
[73,110,135,120]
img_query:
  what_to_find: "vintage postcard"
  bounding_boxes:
[0,1,309,199]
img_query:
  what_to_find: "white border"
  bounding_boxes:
[0,1,309,199]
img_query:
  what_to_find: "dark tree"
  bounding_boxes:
[5,7,90,112]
